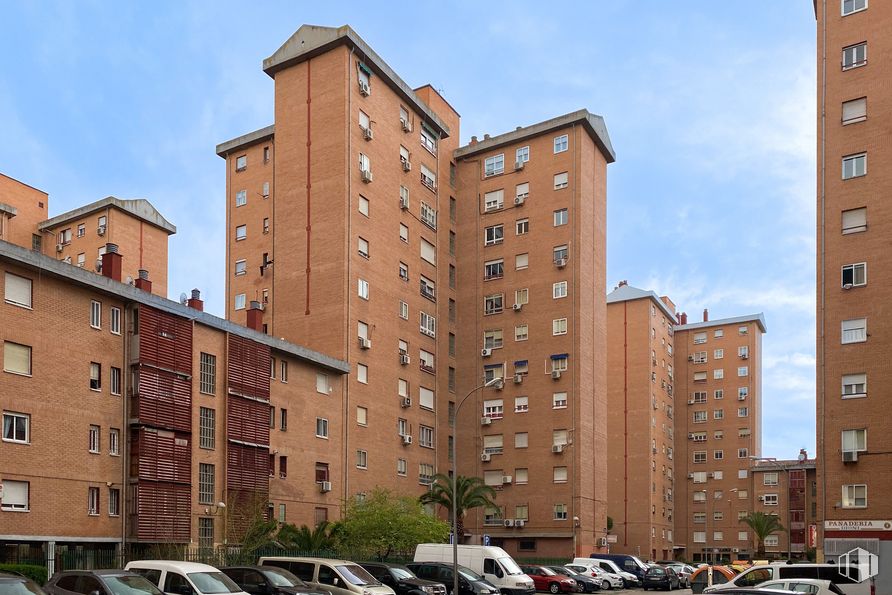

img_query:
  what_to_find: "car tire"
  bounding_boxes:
[548,584,560,594]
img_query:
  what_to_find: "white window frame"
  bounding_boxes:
[553,281,568,299]
[235,190,247,207]
[235,225,246,241]
[90,300,102,329]
[552,392,568,409]
[234,293,246,311]
[553,209,568,226]
[89,425,101,453]
[842,42,867,70]
[515,218,529,235]
[420,311,436,337]
[842,97,867,124]
[2,411,30,444]
[842,484,867,508]
[419,425,434,448]
[234,260,247,276]
[88,487,100,516]
[553,318,568,336]
[842,373,867,398]
[842,152,867,179]
[110,307,121,335]
[316,417,329,439]
[484,154,505,177]
[763,493,779,506]
[842,318,867,344]
[4,273,32,308]
[841,0,867,16]
[553,172,569,190]
[358,278,369,300]
[516,146,530,164]
[484,189,505,212]
[554,135,568,153]
[842,262,867,288]
[484,224,504,246]
[514,324,528,341]
[841,428,867,454]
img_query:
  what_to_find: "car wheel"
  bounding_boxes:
[548,583,560,594]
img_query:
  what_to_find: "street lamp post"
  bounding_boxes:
[451,377,504,595]
[750,456,791,560]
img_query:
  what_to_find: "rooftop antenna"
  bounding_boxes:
[179,292,188,305]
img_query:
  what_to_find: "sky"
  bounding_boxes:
[0,1,818,458]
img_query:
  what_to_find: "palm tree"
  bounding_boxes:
[740,512,785,558]
[420,474,498,543]
[278,521,339,552]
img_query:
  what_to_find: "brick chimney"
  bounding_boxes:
[470,135,478,145]
[100,243,122,282]
[618,279,628,287]
[703,308,709,322]
[680,312,688,325]
[134,269,152,293]
[675,313,681,324]
[187,288,204,311]
[246,300,263,332]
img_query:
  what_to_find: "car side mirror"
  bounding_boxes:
[332,578,339,587]
[90,590,102,595]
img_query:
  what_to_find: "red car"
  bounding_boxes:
[519,566,577,594]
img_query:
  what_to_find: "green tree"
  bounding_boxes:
[740,512,785,558]
[341,488,449,560]
[420,474,497,544]
[278,521,340,552]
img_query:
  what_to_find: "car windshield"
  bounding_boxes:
[104,575,165,595]
[537,569,556,577]
[1,581,44,595]
[188,573,243,594]
[388,568,415,581]
[260,568,305,588]
[648,568,665,576]
[549,568,571,577]
[335,566,379,586]
[498,558,523,576]
[458,567,484,581]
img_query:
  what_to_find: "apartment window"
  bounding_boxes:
[842,97,867,124]
[512,431,529,449]
[421,238,436,265]
[420,312,436,337]
[399,262,409,282]
[234,293,246,310]
[110,367,121,396]
[484,294,504,315]
[553,172,569,190]
[199,407,215,449]
[842,428,867,454]
[714,450,724,460]
[842,318,867,343]
[418,386,435,410]
[514,324,528,341]
[397,458,408,476]
[449,231,456,256]
[108,487,121,517]
[693,411,707,423]
[516,218,529,235]
[553,392,568,409]
[89,425,100,453]
[841,0,867,16]
[692,351,707,364]
[737,366,748,377]
[358,237,370,258]
[516,182,529,202]
[738,448,749,458]
[234,260,247,276]
[484,259,504,280]
[516,146,530,164]
[235,190,247,207]
[419,463,435,485]
[842,263,867,287]
[484,189,505,212]
[356,449,368,469]
[77,223,86,237]
[693,491,707,503]
[106,308,121,338]
[90,362,102,390]
[358,195,369,216]
[420,277,436,303]
[5,273,32,309]
[485,224,504,246]
[199,463,215,504]
[553,503,568,520]
[553,209,568,226]
[842,42,867,70]
[842,484,867,508]
[692,392,707,404]
[270,357,276,380]
[691,432,707,442]
[2,411,29,443]
[554,134,568,153]
[269,407,275,430]
[262,181,270,198]
[484,154,505,177]
[553,245,569,264]
[419,349,435,372]
[510,253,528,271]
[484,329,503,350]
[842,373,867,398]
[714,369,724,380]
[0,480,28,511]
[714,349,724,359]
[420,125,438,155]
[694,332,707,344]
[399,223,409,243]
[714,409,724,420]
[842,207,867,234]
[553,318,568,336]
[714,432,724,441]
[1,341,31,377]
[88,487,100,516]
[316,373,330,395]
[842,153,867,179]
[359,152,371,173]
[692,472,707,484]
[553,281,568,299]
[554,466,568,483]
[316,418,329,438]
[400,184,410,210]
[763,472,779,486]
[358,278,369,300]
[738,407,749,417]
[693,512,706,523]
[197,352,216,395]
[90,300,102,329]
[315,462,328,483]
[235,155,247,171]
[420,165,436,191]
[693,451,707,464]
[235,225,246,241]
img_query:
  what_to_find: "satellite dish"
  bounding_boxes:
[180,292,189,305]
[797,449,808,463]
[95,258,103,272]
[126,276,134,285]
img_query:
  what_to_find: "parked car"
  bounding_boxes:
[357,563,446,595]
[641,566,680,591]
[756,579,845,595]
[585,555,649,583]
[563,566,622,591]
[126,561,248,595]
[518,567,575,594]
[46,570,164,595]
[258,558,395,595]
[573,560,638,589]
[544,567,601,593]
[414,545,534,595]
[0,571,45,595]
[220,567,331,595]
[702,563,871,595]
[405,563,498,595]
[661,565,694,588]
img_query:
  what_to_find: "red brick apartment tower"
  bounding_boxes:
[453,111,614,557]
[673,313,765,563]
[0,173,48,249]
[816,0,892,579]
[751,457,818,559]
[606,283,678,561]
[218,25,456,502]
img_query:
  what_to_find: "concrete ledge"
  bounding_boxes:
[38,196,177,235]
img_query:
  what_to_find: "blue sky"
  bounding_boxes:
[0,2,817,458]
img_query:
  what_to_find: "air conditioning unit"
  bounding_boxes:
[97,225,106,236]
[652,447,658,454]
[707,472,715,478]
[514,161,524,170]
[399,353,410,365]
[688,433,695,439]
[502,475,513,484]
[358,80,370,96]
[481,348,492,357]
[514,374,523,384]
[555,258,567,269]
[552,444,564,453]
[401,397,411,408]
[512,303,522,311]
[320,481,332,493]
[732,548,740,553]
[399,195,409,210]
[688,355,694,361]
[551,370,562,380]
[504,519,515,527]
[401,434,413,445]
[362,126,374,141]
[401,118,412,132]
[687,473,694,479]
[360,169,373,183]
[515,519,525,528]
[842,450,858,463]
[688,399,695,405]
[598,537,608,547]
[56,243,64,253]
[481,453,492,462]
[402,159,412,172]
[758,495,765,502]
[481,417,492,426]
[514,196,525,206]
[358,337,371,350]
[741,354,749,360]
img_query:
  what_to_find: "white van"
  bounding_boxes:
[125,561,250,595]
[701,562,873,595]
[413,545,534,595]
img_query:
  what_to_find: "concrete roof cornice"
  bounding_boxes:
[454,109,616,164]
[606,284,675,320]
[0,240,349,374]
[263,24,450,139]
[38,196,176,235]
[675,313,767,334]
[216,125,275,157]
